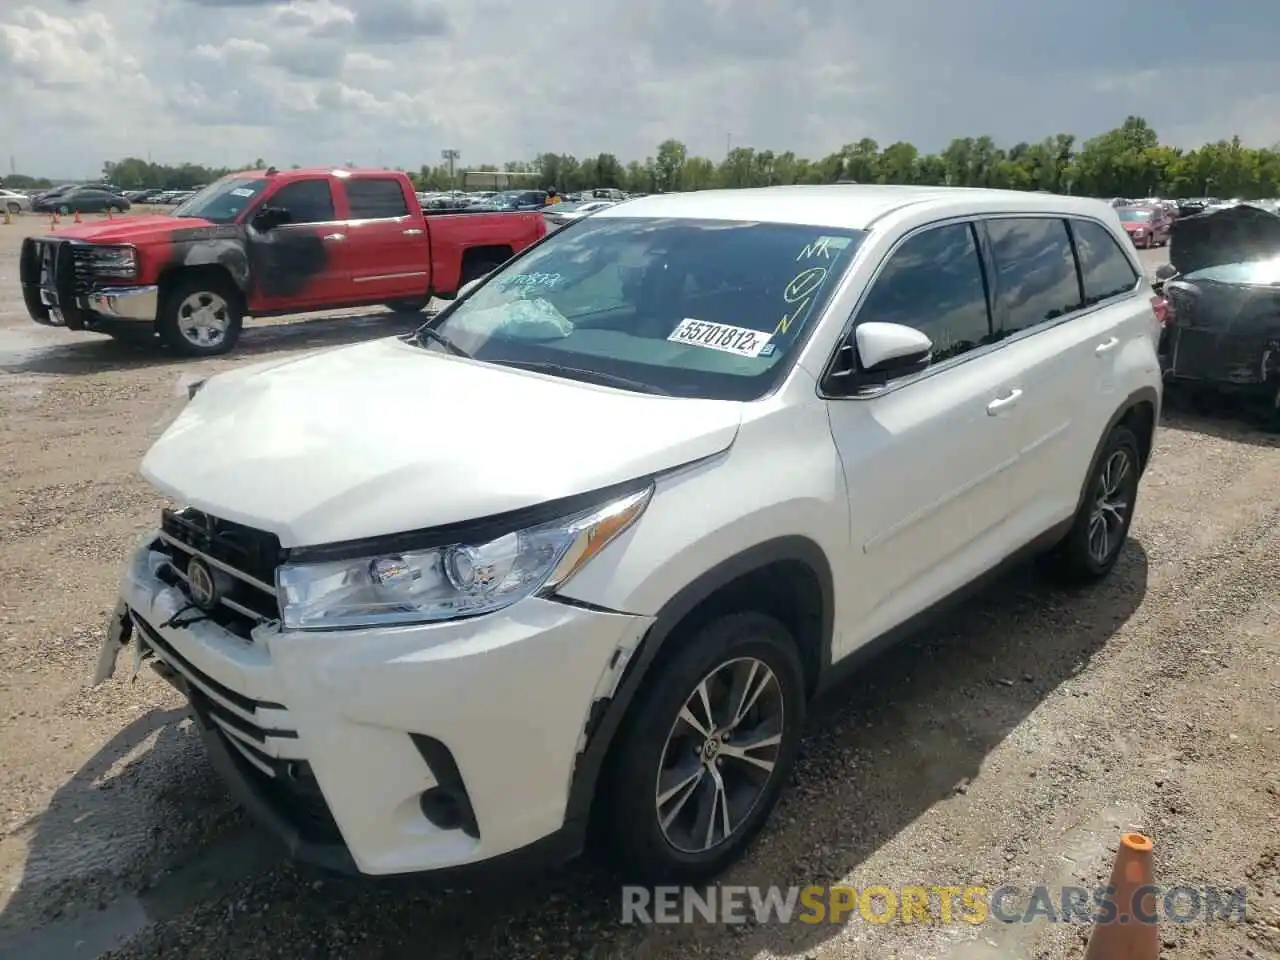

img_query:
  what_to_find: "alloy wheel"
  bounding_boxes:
[655,656,785,854]
[1087,448,1132,564]
[177,291,231,347]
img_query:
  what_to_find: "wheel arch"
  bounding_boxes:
[1073,386,1159,516]
[563,535,834,830]
[158,263,247,316]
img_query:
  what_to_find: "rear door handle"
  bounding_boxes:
[986,388,1023,415]
[1095,336,1120,355]
[322,233,345,242]
[402,228,423,236]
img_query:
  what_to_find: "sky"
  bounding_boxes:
[2,0,1280,180]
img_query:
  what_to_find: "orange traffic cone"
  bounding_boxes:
[1084,833,1160,960]
[49,212,58,229]
[73,210,82,223]
[2,209,10,225]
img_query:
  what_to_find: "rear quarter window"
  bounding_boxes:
[1071,219,1140,305]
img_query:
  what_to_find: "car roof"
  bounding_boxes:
[593,184,1117,230]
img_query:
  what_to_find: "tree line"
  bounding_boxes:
[6,117,1280,199]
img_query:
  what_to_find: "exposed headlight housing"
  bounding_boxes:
[83,244,138,279]
[276,485,652,631]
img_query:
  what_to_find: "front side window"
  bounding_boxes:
[421,217,866,400]
[173,176,269,223]
[267,179,335,224]
[855,222,993,364]
[986,217,1084,335]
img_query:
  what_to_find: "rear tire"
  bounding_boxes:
[1049,424,1141,583]
[156,274,243,357]
[383,296,430,313]
[5,201,18,215]
[602,612,806,884]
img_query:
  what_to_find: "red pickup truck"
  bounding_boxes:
[18,167,547,356]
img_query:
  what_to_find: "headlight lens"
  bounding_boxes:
[276,486,652,631]
[84,244,137,279]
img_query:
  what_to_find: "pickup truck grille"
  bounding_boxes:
[20,237,93,295]
[157,507,283,636]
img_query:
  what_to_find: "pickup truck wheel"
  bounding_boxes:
[1049,424,1141,582]
[157,277,243,357]
[602,612,805,884]
[384,296,430,313]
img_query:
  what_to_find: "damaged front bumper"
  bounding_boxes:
[92,540,653,877]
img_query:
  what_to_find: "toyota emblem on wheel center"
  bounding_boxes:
[186,558,219,610]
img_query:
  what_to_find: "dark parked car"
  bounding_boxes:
[32,187,131,215]
[1154,203,1280,428]
[484,189,549,211]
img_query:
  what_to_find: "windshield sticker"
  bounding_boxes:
[498,272,561,290]
[229,187,256,197]
[668,318,772,358]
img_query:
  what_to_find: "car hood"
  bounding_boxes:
[140,337,743,547]
[42,214,214,243]
[1169,203,1280,276]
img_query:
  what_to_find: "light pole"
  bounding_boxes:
[441,149,460,189]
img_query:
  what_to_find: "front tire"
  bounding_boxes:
[156,275,243,357]
[1051,424,1141,582]
[603,612,806,884]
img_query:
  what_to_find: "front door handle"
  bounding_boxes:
[402,228,423,236]
[986,388,1023,415]
[322,233,346,242]
[1095,336,1120,355]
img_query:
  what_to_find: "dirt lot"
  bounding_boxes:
[0,212,1277,960]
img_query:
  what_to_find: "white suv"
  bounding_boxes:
[96,185,1163,883]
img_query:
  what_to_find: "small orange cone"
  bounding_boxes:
[2,209,10,225]
[73,210,82,223]
[1084,833,1160,960]
[50,212,58,229]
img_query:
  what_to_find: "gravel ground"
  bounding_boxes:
[0,214,1277,959]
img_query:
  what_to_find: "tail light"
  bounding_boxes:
[1150,294,1172,326]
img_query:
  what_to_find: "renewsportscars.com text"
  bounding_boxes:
[621,884,1249,925]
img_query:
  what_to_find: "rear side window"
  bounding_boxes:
[1071,219,1140,305]
[985,218,1083,334]
[346,178,410,219]
[270,179,335,224]
[855,222,992,363]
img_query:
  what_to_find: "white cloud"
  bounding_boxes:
[2,0,1279,179]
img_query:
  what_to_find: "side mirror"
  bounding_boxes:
[855,322,933,376]
[252,205,289,231]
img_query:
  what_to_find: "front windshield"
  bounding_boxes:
[422,216,866,401]
[172,176,269,223]
[1118,209,1152,222]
